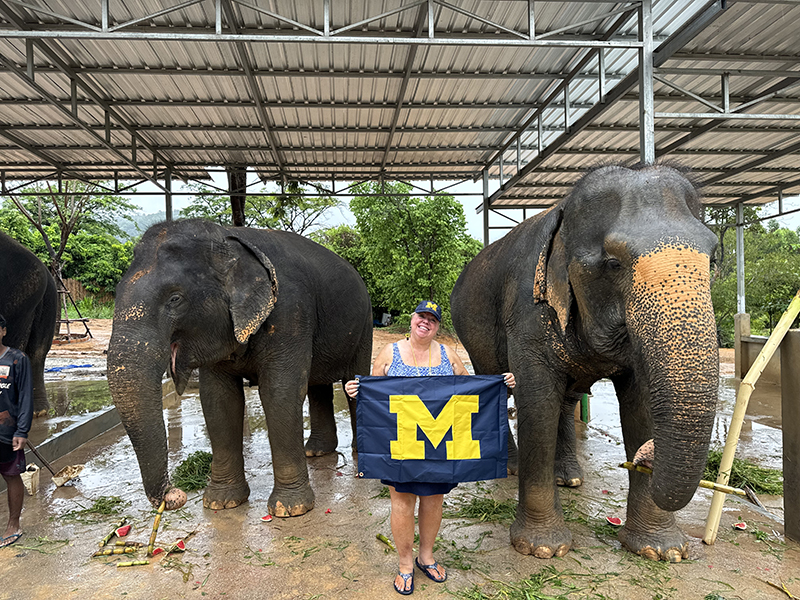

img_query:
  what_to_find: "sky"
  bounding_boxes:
[127,171,800,244]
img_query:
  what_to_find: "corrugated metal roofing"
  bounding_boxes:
[0,0,798,209]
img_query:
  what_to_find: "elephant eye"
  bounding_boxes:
[606,258,622,270]
[168,293,182,305]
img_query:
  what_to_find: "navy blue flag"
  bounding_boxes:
[356,375,508,484]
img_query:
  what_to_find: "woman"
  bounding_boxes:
[345,300,515,595]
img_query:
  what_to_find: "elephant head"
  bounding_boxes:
[534,165,718,512]
[107,220,278,509]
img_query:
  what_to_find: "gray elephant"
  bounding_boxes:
[0,230,58,414]
[107,219,372,515]
[451,165,718,562]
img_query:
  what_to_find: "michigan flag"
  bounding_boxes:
[356,375,508,483]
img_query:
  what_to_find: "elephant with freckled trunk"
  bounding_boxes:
[107,219,372,515]
[1,230,58,414]
[451,165,718,562]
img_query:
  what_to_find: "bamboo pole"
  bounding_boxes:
[703,289,800,545]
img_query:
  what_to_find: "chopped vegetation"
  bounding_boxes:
[443,495,517,525]
[172,451,213,492]
[59,495,128,524]
[452,565,617,599]
[704,448,783,495]
[371,486,391,499]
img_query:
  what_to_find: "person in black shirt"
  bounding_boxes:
[0,313,33,548]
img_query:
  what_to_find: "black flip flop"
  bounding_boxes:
[415,557,447,582]
[394,571,414,595]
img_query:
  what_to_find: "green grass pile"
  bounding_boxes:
[703,448,783,495]
[443,495,517,525]
[172,450,213,492]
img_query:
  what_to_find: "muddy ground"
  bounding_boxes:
[0,320,795,600]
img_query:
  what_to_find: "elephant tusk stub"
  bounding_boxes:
[170,342,178,376]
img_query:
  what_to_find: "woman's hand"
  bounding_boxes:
[503,373,516,389]
[344,378,360,398]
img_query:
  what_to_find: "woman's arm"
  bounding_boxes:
[443,344,470,376]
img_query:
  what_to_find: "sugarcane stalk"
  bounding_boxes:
[147,501,166,557]
[376,533,395,551]
[620,462,749,498]
[99,518,127,547]
[117,560,150,567]
[114,541,143,547]
[93,546,137,557]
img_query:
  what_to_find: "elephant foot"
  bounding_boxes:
[268,484,315,517]
[304,434,338,457]
[510,520,572,558]
[554,459,583,487]
[203,479,250,510]
[618,525,689,563]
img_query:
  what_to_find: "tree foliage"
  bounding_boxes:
[348,181,482,328]
[705,207,800,344]
[179,181,341,234]
[1,181,138,294]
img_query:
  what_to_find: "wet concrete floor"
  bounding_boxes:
[0,372,796,600]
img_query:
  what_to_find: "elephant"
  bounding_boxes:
[107,219,372,515]
[0,230,58,414]
[451,164,718,562]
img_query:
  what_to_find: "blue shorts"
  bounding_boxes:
[381,479,457,496]
[0,442,26,478]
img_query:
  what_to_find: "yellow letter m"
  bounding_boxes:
[389,395,481,460]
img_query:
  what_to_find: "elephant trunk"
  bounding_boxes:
[108,320,187,510]
[627,244,718,512]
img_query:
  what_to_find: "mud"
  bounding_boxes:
[0,321,796,600]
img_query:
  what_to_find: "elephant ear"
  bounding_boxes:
[224,235,279,344]
[532,206,572,334]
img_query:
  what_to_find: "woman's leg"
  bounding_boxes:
[389,486,417,592]
[417,494,446,579]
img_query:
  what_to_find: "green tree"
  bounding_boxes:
[180,181,341,234]
[3,180,138,285]
[349,181,482,328]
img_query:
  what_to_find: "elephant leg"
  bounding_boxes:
[507,426,518,476]
[260,364,315,517]
[613,373,688,562]
[555,392,583,487]
[199,367,250,510]
[305,383,337,456]
[509,364,571,558]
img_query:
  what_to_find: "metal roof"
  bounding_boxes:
[0,0,799,212]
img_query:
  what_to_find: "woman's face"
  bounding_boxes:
[411,311,440,339]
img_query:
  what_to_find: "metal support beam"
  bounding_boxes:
[639,0,655,164]
[482,170,490,247]
[165,168,173,222]
[219,0,284,174]
[736,202,745,314]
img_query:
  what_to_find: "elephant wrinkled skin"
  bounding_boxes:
[108,219,372,516]
[451,165,718,562]
[0,230,58,414]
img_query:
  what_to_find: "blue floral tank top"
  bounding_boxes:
[386,342,453,376]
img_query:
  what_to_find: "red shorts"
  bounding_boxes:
[0,443,26,478]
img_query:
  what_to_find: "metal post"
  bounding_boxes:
[165,167,173,222]
[537,113,543,153]
[564,83,570,132]
[638,0,655,164]
[721,72,730,113]
[101,0,109,31]
[782,330,800,543]
[482,170,489,247]
[516,136,522,173]
[26,40,34,81]
[736,202,745,314]
[598,49,606,103]
[528,0,535,40]
[323,0,330,37]
[216,0,222,35]
[71,79,78,117]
